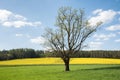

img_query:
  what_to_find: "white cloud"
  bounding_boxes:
[14,15,27,21]
[0,9,41,28]
[118,11,120,14]
[115,39,120,42]
[0,9,12,22]
[26,34,31,38]
[43,47,52,51]
[30,36,46,44]
[88,41,103,50]
[15,34,23,37]
[2,21,41,28]
[15,33,31,38]
[93,33,116,41]
[118,32,120,34]
[106,24,120,31]
[89,9,117,26]
[92,9,103,14]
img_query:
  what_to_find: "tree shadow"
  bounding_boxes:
[82,66,120,71]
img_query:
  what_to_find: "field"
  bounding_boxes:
[0,58,120,65]
[0,64,120,80]
[0,58,120,80]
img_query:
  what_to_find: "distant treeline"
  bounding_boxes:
[49,51,120,59]
[0,48,120,61]
[0,48,44,61]
[73,51,120,58]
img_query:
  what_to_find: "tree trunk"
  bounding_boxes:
[63,57,70,71]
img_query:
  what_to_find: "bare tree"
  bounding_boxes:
[44,7,101,71]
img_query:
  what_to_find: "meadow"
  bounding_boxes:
[0,64,120,80]
[0,58,120,80]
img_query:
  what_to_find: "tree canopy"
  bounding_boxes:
[44,7,102,71]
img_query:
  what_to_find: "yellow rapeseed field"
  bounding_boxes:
[0,58,120,65]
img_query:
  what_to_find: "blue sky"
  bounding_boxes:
[0,0,120,50]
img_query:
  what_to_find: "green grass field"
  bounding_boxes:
[0,64,120,80]
[0,58,120,80]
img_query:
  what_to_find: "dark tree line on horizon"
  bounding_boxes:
[0,48,120,61]
[0,48,44,60]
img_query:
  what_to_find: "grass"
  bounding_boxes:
[0,64,120,80]
[0,58,120,65]
[0,58,120,80]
